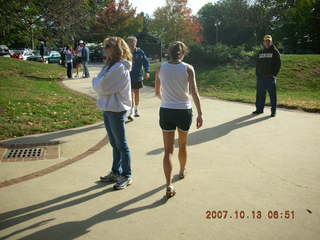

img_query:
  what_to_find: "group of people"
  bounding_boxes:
[64,40,90,79]
[92,34,281,198]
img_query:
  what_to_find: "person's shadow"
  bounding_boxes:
[147,114,271,155]
[0,179,182,240]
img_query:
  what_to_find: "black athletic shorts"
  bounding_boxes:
[131,81,143,89]
[159,108,193,132]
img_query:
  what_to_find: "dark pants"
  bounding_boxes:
[103,111,131,177]
[255,76,277,113]
[67,62,72,79]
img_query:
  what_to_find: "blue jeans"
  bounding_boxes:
[103,111,131,177]
[82,61,90,77]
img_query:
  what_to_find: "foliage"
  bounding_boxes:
[0,0,95,48]
[150,0,203,45]
[185,43,249,66]
[95,0,144,39]
[198,0,320,53]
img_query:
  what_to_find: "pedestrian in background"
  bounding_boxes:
[253,34,281,117]
[75,41,83,78]
[39,41,45,63]
[65,46,74,79]
[81,41,90,78]
[126,36,150,120]
[92,37,133,190]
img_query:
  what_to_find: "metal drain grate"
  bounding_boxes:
[4,148,45,160]
[0,141,60,162]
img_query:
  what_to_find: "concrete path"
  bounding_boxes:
[0,64,319,240]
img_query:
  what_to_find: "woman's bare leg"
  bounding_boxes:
[162,131,175,186]
[134,89,140,107]
[178,129,188,175]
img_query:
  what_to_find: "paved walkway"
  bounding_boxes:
[0,65,320,240]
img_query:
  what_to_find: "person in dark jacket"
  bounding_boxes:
[253,35,281,117]
[80,41,90,78]
[126,36,150,120]
[39,41,45,63]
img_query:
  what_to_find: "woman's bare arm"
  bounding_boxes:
[187,65,203,129]
[155,67,161,99]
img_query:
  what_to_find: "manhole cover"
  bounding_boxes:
[0,142,60,162]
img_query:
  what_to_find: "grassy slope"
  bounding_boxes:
[147,55,320,112]
[0,58,101,140]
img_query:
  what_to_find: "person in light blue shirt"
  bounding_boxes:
[80,41,90,78]
[126,36,150,120]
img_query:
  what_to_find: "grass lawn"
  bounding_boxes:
[0,58,101,140]
[147,55,320,112]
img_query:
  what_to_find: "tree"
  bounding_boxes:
[150,0,203,46]
[198,0,255,47]
[272,0,320,53]
[95,0,143,40]
[0,0,97,48]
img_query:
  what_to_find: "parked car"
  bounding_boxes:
[27,50,61,64]
[27,50,44,62]
[47,51,61,64]
[10,49,34,60]
[90,48,104,62]
[10,50,24,60]
[0,45,10,57]
[22,49,34,60]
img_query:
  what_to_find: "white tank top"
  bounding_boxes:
[159,62,192,109]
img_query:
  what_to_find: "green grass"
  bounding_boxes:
[0,58,101,140]
[146,55,320,112]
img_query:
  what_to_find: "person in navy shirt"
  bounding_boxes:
[126,36,150,120]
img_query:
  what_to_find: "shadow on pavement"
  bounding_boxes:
[0,123,105,145]
[0,182,111,231]
[1,183,168,240]
[147,114,271,155]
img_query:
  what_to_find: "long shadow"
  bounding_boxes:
[0,182,112,230]
[0,123,105,145]
[0,182,108,223]
[13,185,167,240]
[147,114,271,155]
[1,183,169,240]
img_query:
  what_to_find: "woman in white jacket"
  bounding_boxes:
[92,37,133,190]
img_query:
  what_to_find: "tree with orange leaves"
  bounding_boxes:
[95,0,144,39]
[150,0,203,45]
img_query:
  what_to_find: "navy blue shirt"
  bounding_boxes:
[130,48,150,82]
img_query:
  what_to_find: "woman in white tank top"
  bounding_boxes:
[155,41,203,198]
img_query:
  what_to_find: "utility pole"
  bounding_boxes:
[215,21,221,44]
[31,24,34,49]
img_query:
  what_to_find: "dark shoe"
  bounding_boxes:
[100,172,120,183]
[113,176,133,190]
[271,112,276,117]
[252,110,263,115]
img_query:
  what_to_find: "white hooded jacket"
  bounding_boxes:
[92,60,132,112]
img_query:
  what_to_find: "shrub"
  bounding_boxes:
[185,43,250,66]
